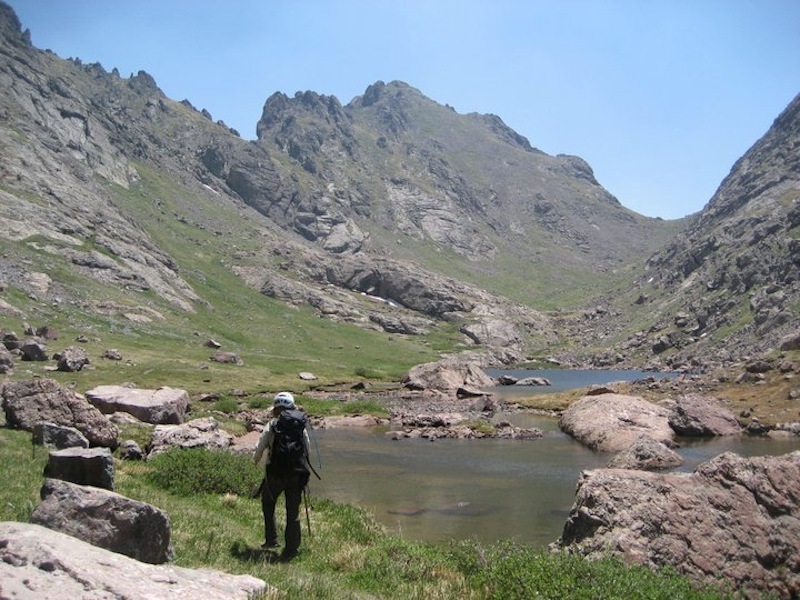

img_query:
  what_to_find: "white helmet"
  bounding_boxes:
[273,391,295,409]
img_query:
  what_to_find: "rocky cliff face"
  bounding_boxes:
[591,93,800,369]
[254,79,676,279]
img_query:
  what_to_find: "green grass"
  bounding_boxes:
[0,427,730,599]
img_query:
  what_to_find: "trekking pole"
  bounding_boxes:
[303,487,312,539]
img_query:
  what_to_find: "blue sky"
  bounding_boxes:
[8,1,800,219]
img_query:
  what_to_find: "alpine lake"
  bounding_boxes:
[310,370,800,547]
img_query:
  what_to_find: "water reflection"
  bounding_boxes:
[311,420,609,547]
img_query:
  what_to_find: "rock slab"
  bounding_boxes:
[0,521,267,599]
[30,478,170,564]
[667,393,742,436]
[86,384,191,424]
[557,451,800,598]
[44,447,114,490]
[401,357,495,393]
[606,434,683,470]
[147,417,234,458]
[559,393,674,452]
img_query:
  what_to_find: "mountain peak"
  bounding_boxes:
[0,1,31,47]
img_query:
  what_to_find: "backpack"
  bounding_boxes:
[269,409,311,483]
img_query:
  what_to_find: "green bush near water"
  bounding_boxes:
[145,447,262,496]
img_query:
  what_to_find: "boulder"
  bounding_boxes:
[210,351,243,365]
[1,379,119,448]
[0,522,267,598]
[44,446,115,489]
[2,330,21,350]
[779,331,800,351]
[32,421,90,450]
[401,357,495,393]
[101,348,123,360]
[556,451,800,598]
[515,376,551,386]
[20,340,47,361]
[668,394,743,436]
[55,345,90,372]
[85,384,190,424]
[559,393,674,452]
[147,417,234,458]
[0,346,14,374]
[118,439,144,460]
[30,479,169,563]
[606,434,684,470]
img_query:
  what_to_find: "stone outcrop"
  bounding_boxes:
[559,393,674,452]
[0,521,267,598]
[85,384,191,424]
[0,346,14,374]
[387,414,543,441]
[667,393,742,436]
[147,417,234,458]
[32,421,89,450]
[606,434,683,470]
[19,340,47,361]
[556,451,800,598]
[55,346,90,372]
[44,447,115,490]
[401,357,496,393]
[30,478,171,563]
[1,379,119,448]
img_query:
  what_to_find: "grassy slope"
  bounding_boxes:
[1,163,453,397]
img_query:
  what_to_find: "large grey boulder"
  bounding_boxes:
[85,384,191,424]
[401,357,495,393]
[147,417,234,458]
[1,379,119,448]
[31,478,170,563]
[557,451,800,598]
[667,393,743,436]
[0,521,267,598]
[559,393,674,452]
[55,345,90,372]
[44,447,115,490]
[606,434,683,470]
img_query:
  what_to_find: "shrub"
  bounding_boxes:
[145,447,261,496]
[461,541,726,599]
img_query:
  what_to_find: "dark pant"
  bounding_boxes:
[261,469,304,555]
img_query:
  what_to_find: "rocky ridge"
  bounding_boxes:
[574,92,800,370]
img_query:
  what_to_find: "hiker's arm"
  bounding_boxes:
[253,425,273,468]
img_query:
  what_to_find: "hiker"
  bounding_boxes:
[253,391,311,561]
